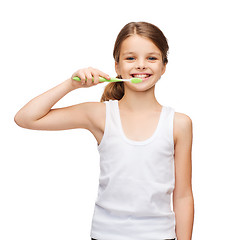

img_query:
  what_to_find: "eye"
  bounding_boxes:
[126,57,135,61]
[148,57,157,61]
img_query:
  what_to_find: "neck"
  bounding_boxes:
[118,85,161,113]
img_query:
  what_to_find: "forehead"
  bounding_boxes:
[120,35,162,55]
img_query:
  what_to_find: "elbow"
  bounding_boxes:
[14,112,32,129]
[14,112,25,128]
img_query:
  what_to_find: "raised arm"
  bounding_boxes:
[14,67,110,131]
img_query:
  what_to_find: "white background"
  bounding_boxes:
[1,0,243,239]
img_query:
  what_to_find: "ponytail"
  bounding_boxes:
[100,75,124,102]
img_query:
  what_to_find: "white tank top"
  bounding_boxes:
[90,99,176,240]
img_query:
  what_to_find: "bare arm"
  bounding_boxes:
[14,67,110,130]
[173,113,194,240]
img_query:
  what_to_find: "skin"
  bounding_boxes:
[14,34,194,240]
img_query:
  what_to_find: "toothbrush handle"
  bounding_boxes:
[73,76,123,82]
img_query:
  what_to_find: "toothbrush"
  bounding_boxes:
[72,76,142,83]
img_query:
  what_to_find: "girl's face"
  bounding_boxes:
[115,34,166,89]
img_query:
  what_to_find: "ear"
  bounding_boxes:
[115,61,120,75]
[161,64,166,76]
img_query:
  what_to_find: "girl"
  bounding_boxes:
[15,22,194,240]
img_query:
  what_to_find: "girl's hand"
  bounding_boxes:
[70,67,110,89]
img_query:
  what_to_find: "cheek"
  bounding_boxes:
[156,65,165,75]
[121,64,132,73]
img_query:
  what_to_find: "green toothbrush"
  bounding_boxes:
[72,76,142,83]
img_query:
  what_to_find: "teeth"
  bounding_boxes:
[132,74,150,78]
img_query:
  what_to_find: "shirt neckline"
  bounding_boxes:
[115,100,165,145]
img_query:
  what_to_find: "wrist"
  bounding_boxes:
[64,77,79,92]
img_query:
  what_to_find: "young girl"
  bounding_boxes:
[15,22,194,240]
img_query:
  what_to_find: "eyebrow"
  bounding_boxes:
[121,51,135,56]
[148,52,161,56]
[122,51,161,56]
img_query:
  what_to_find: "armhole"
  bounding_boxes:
[97,101,109,151]
[170,107,175,156]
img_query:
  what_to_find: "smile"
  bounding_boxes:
[131,73,152,81]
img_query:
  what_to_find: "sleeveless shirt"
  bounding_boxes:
[90,99,176,240]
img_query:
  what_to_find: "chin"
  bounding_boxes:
[125,81,156,91]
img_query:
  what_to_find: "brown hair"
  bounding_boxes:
[100,21,169,102]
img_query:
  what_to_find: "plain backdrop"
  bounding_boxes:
[1,0,243,239]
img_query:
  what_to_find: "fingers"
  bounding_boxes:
[72,67,110,88]
[84,70,93,85]
[97,69,111,81]
[93,73,100,85]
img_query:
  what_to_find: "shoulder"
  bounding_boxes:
[173,111,193,145]
[80,101,106,130]
[80,101,105,118]
[82,101,106,112]
[174,111,192,129]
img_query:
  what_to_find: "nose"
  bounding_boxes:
[135,58,147,70]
